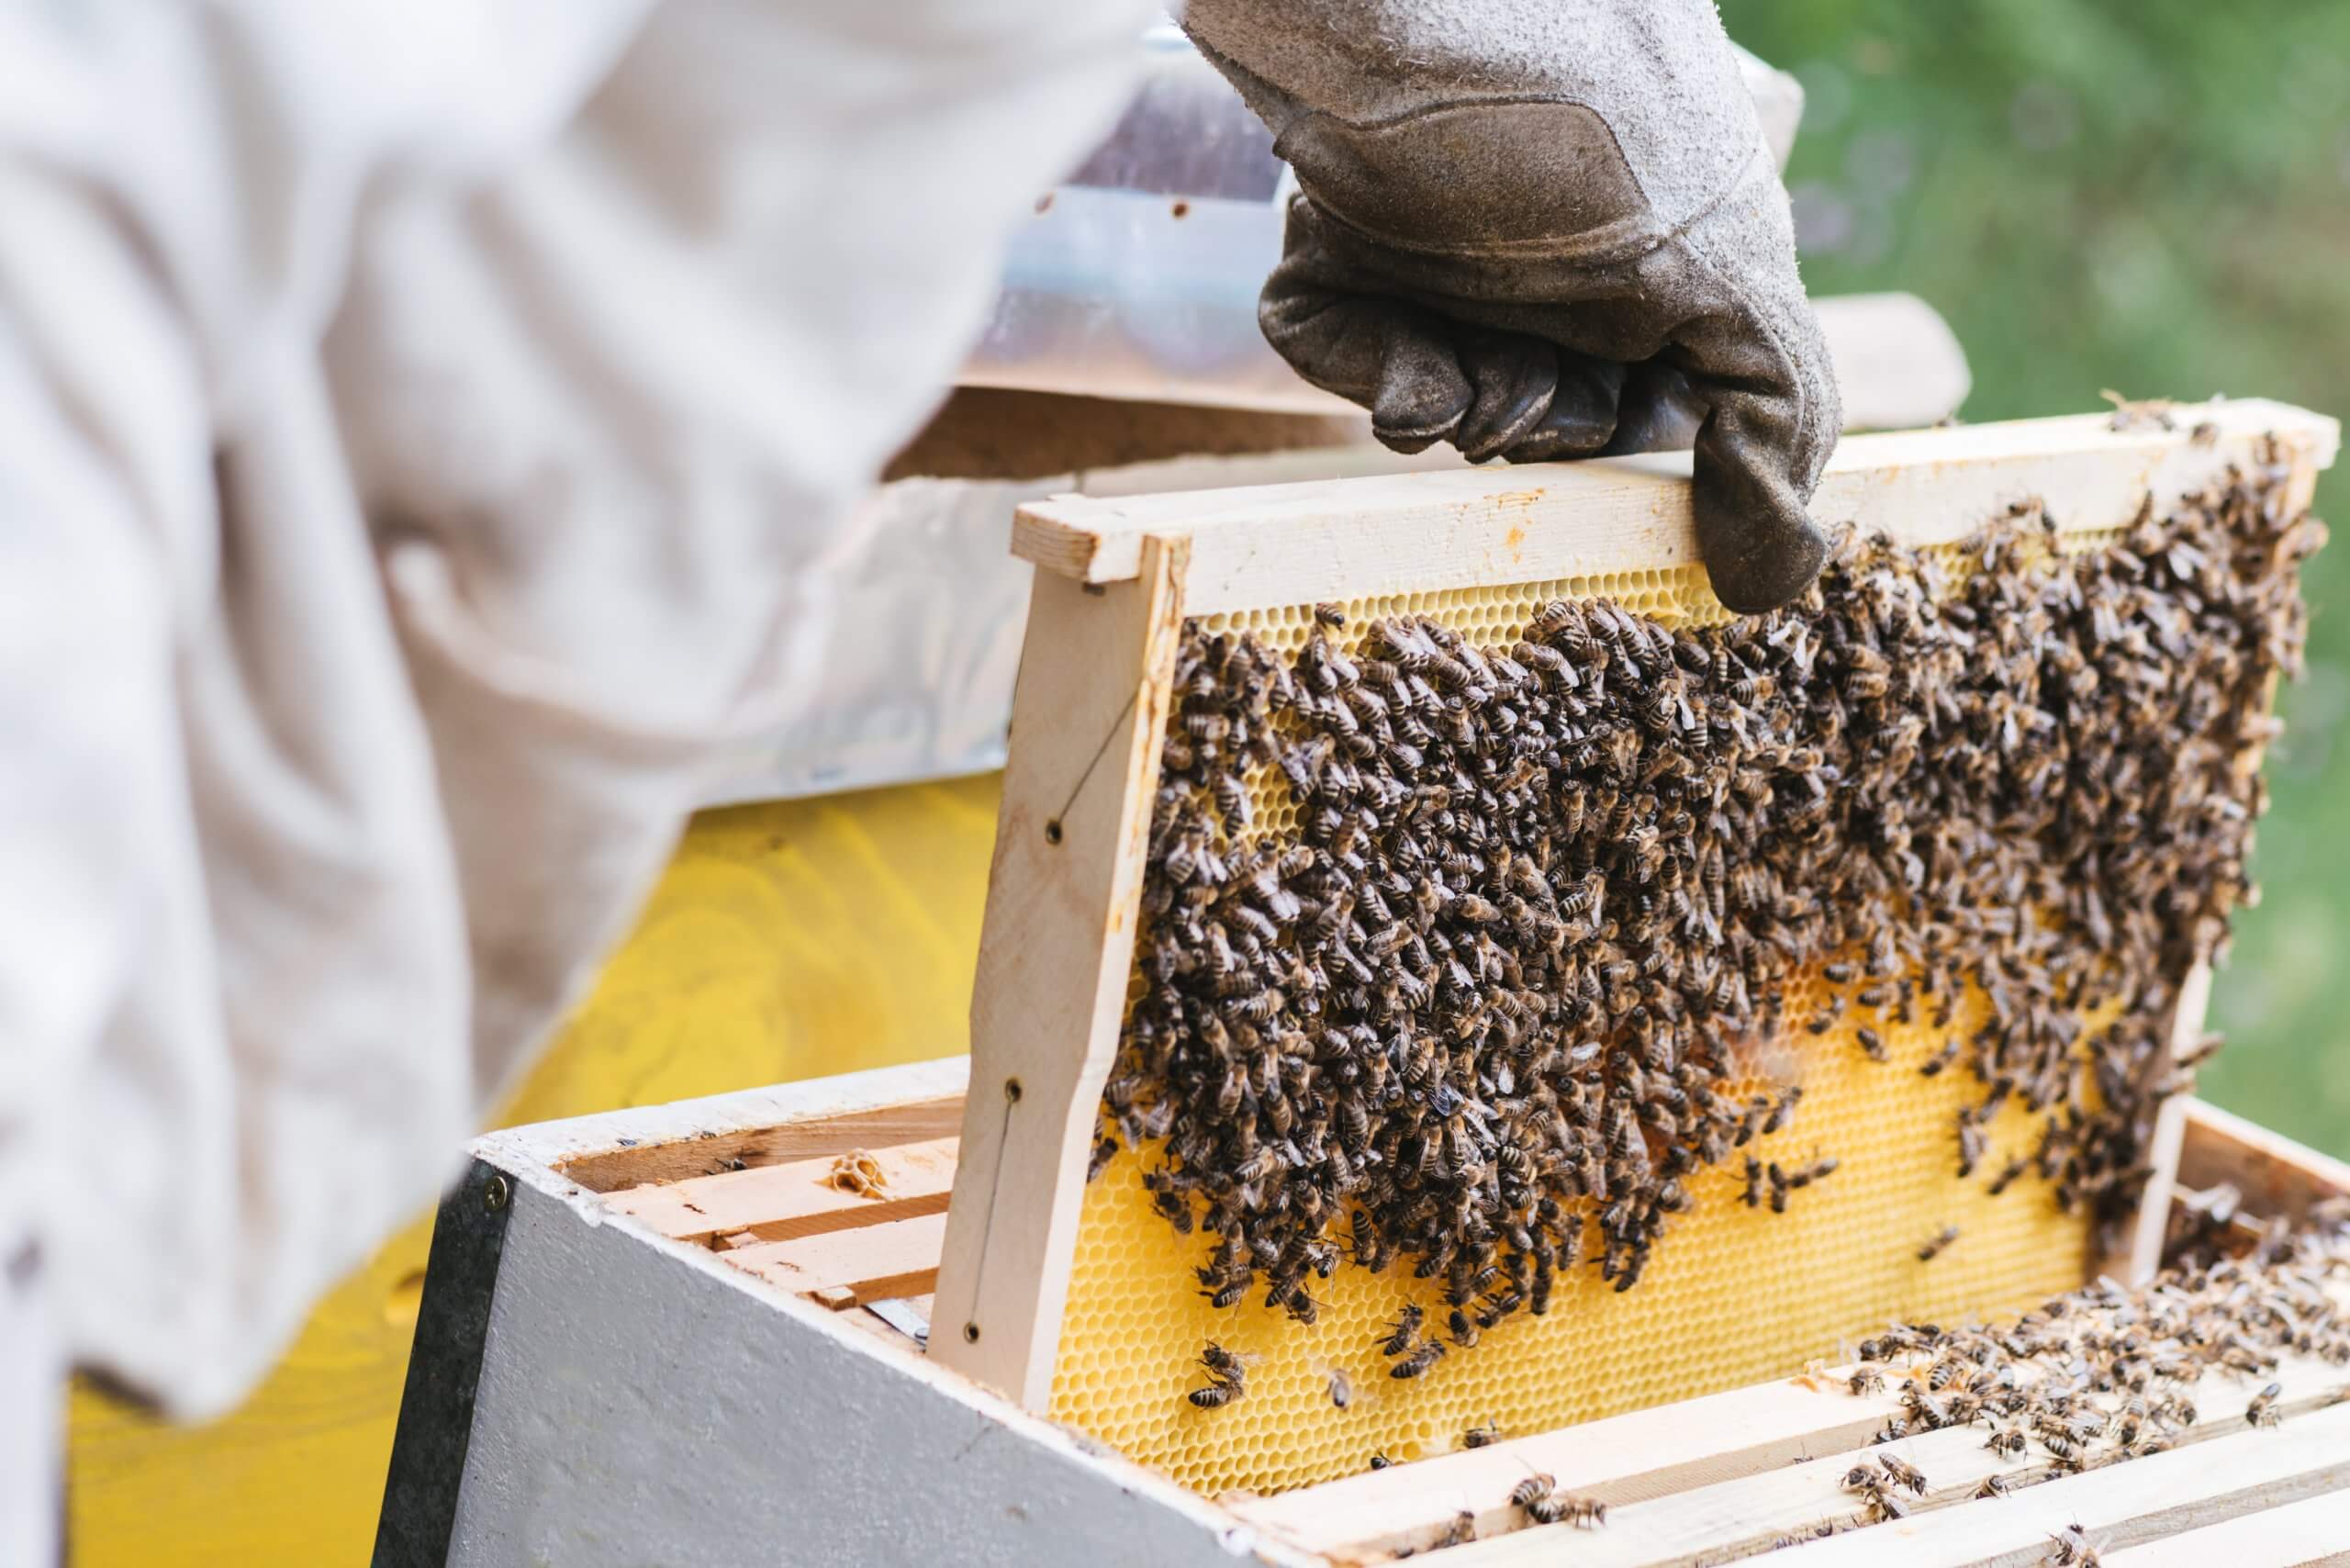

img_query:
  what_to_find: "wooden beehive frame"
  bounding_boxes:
[928,400,2341,1411]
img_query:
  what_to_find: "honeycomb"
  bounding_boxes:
[1045,554,2115,1498]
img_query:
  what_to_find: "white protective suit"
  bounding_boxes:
[0,2,1148,1556]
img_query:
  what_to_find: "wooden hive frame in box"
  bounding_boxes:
[929,398,2340,1422]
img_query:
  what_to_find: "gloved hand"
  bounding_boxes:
[1181,0,1841,614]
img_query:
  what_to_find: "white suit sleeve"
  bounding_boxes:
[0,0,1147,1425]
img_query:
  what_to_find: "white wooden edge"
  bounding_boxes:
[1444,1340,2350,1566]
[1232,1368,1905,1557]
[1816,293,1972,433]
[606,1136,959,1244]
[1755,1402,2350,1568]
[2177,1098,2350,1226]
[2104,1488,2350,1566]
[475,1054,971,1174]
[931,535,1191,1409]
[1014,399,2338,615]
[454,1058,1314,1568]
[2116,963,2214,1284]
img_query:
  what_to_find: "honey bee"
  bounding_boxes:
[1390,1340,1447,1380]
[1461,1420,1503,1450]
[1975,1473,2010,1500]
[1917,1226,1960,1263]
[1187,1381,1240,1410]
[1199,1342,1244,1383]
[1788,1155,1838,1189]
[1840,1462,1908,1521]
[1876,1451,1927,1495]
[1958,1116,1986,1180]
[1526,1493,1606,1529]
[1379,1304,1425,1357]
[2247,1382,2283,1428]
[1326,1367,1352,1409]
[1199,1277,1248,1309]
[1432,1511,1477,1548]
[2045,1522,2103,1566]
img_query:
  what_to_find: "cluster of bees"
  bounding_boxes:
[1840,1224,2344,1495]
[1840,1451,1928,1522]
[1102,454,2321,1357]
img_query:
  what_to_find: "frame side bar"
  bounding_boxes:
[931,536,1189,1408]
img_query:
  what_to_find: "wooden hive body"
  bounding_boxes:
[408,1062,2350,1565]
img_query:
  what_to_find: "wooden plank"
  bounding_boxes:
[1013,400,2338,613]
[603,1137,958,1246]
[2105,1489,2350,1567]
[1438,1350,2350,1568]
[723,1213,949,1309]
[1751,1403,2350,1568]
[1233,1368,1908,1559]
[2114,964,2211,1284]
[2177,1098,2350,1231]
[554,1093,966,1193]
[929,535,1190,1408]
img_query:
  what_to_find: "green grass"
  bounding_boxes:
[1727,3,2350,1155]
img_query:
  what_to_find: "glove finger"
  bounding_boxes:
[1597,359,1707,456]
[1503,351,1625,464]
[1260,267,1471,454]
[1368,306,1474,454]
[1670,308,1841,616]
[1453,331,1557,463]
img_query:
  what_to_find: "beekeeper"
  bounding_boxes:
[0,2,1832,1556]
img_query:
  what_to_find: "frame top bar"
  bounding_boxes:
[1014,400,2338,617]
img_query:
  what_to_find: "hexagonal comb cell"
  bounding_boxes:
[1047,562,2098,1498]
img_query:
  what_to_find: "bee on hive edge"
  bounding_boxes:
[1526,1493,1606,1529]
[1510,1473,1555,1508]
[1876,1451,1927,1495]
[1461,1420,1503,1450]
[2247,1382,2283,1428]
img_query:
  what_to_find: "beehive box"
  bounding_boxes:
[379,404,2350,1568]
[385,1060,2350,1566]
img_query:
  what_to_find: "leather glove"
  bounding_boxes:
[1181,0,1841,614]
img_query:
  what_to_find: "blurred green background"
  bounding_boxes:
[1725,4,2350,1154]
